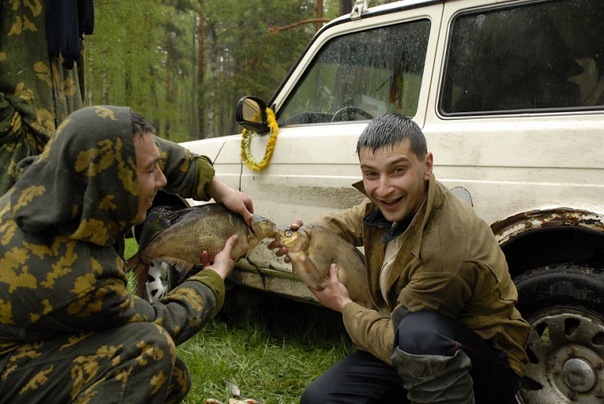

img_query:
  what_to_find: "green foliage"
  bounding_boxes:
[85,0,323,141]
[125,237,138,260]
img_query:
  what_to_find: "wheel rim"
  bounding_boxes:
[146,260,171,302]
[520,307,604,403]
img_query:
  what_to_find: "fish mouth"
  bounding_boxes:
[250,215,279,239]
[275,225,294,243]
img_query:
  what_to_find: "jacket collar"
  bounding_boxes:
[362,209,413,243]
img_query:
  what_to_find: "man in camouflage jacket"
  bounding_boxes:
[0,105,253,403]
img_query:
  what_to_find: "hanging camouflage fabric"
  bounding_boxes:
[0,1,94,195]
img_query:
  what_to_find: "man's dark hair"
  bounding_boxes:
[131,111,157,137]
[356,113,427,160]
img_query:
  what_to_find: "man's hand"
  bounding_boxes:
[266,219,304,262]
[310,263,353,313]
[201,234,238,279]
[208,178,254,224]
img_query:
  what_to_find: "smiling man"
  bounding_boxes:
[0,106,251,403]
[277,113,529,404]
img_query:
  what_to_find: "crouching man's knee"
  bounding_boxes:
[392,308,459,356]
[390,309,475,404]
[136,323,190,403]
[78,323,188,403]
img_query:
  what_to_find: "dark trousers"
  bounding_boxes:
[301,310,519,404]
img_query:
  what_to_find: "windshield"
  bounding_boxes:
[278,19,431,125]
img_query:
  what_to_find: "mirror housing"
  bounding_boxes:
[236,96,270,134]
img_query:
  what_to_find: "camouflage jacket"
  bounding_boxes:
[0,106,222,355]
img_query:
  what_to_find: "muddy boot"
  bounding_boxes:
[391,347,475,404]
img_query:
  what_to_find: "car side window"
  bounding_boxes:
[278,19,430,125]
[441,0,604,115]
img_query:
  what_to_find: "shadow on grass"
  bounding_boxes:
[220,290,350,347]
[179,290,355,403]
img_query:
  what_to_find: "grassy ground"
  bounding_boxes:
[179,292,354,404]
[126,238,354,404]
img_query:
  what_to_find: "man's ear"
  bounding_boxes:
[424,152,434,179]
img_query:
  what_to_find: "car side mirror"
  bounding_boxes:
[236,96,270,134]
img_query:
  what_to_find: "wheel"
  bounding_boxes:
[514,263,604,403]
[145,259,178,302]
[331,106,373,122]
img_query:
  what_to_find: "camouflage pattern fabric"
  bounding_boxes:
[0,106,224,403]
[0,0,91,196]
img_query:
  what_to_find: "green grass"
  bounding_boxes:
[125,237,138,260]
[179,293,355,404]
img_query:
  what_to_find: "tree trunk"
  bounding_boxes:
[197,0,206,139]
[340,0,354,15]
[315,0,323,32]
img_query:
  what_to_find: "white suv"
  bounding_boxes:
[150,0,604,402]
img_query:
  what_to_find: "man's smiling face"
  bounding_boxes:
[359,139,433,223]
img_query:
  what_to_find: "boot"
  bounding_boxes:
[391,347,475,404]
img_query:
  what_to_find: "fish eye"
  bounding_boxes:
[285,230,293,237]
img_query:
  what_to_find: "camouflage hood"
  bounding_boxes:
[10,105,139,247]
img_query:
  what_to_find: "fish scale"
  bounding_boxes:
[141,205,250,265]
[130,203,276,299]
[277,224,372,307]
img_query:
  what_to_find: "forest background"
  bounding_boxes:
[85,0,391,142]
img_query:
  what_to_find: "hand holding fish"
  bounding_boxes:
[208,178,254,224]
[267,219,304,261]
[201,234,239,280]
[308,263,353,313]
[274,224,373,307]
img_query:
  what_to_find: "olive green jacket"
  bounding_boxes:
[0,106,222,355]
[317,175,529,377]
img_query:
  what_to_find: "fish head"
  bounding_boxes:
[249,214,278,240]
[276,226,310,253]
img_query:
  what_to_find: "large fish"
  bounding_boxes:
[277,224,372,307]
[129,203,276,299]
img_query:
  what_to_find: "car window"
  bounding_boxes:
[441,0,604,115]
[278,19,430,125]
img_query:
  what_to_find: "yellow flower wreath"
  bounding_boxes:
[240,107,279,171]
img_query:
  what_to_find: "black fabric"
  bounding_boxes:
[362,208,412,243]
[46,0,95,69]
[300,350,408,404]
[394,310,520,403]
[302,310,519,404]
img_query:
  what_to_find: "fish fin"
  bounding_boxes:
[162,207,196,223]
[125,254,140,273]
[289,252,325,290]
[158,257,195,273]
[133,262,151,298]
